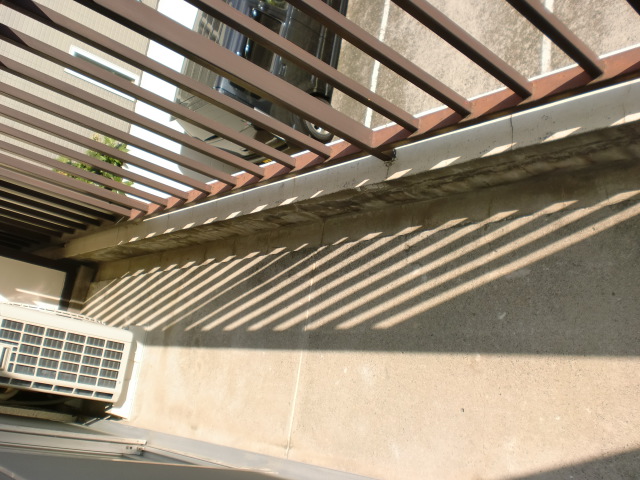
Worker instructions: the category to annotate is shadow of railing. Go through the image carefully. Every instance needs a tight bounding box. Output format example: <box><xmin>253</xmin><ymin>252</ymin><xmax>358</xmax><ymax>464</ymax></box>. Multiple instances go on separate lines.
<box><xmin>83</xmin><ymin>181</ymin><xmax>640</xmax><ymax>357</ymax></box>
<box><xmin>506</xmin><ymin>448</ymin><xmax>640</xmax><ymax>480</ymax></box>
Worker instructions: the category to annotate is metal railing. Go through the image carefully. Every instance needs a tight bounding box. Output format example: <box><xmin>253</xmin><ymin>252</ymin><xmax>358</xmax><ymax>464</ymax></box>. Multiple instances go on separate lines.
<box><xmin>0</xmin><ymin>0</ymin><xmax>639</xmax><ymax>250</ymax></box>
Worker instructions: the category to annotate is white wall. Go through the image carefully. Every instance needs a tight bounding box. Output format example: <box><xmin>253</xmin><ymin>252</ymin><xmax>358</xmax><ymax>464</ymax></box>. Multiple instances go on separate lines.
<box><xmin>0</xmin><ymin>257</ymin><xmax>66</xmax><ymax>308</ymax></box>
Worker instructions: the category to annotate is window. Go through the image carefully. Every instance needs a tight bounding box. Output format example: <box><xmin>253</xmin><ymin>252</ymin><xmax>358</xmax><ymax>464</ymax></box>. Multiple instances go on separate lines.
<box><xmin>66</xmin><ymin>47</ymin><xmax>138</xmax><ymax>100</ymax></box>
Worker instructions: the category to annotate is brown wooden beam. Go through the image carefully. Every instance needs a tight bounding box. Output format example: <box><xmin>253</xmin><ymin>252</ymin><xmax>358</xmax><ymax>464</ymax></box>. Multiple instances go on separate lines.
<box><xmin>187</xmin><ymin>0</ymin><xmax>423</xmax><ymax>128</ymax></box>
<box><xmin>2</xmin><ymin>0</ymin><xmax>332</xmax><ymax>159</ymax></box>
<box><xmin>0</xmin><ymin>106</ymin><xmax>201</xmax><ymax>197</ymax></box>
<box><xmin>286</xmin><ymin>0</ymin><xmax>473</xmax><ymax>115</ymax></box>
<box><xmin>505</xmin><ymin>0</ymin><xmax>604</xmax><ymax>77</ymax></box>
<box><xmin>0</xmin><ymin>55</ymin><xmax>264</xmax><ymax>178</ymax></box>
<box><xmin>72</xmin><ymin>0</ymin><xmax>381</xmax><ymax>155</ymax></box>
<box><xmin>0</xmin><ymin>162</ymin><xmax>132</xmax><ymax>217</ymax></box>
<box><xmin>391</xmin><ymin>0</ymin><xmax>532</xmax><ymax>98</ymax></box>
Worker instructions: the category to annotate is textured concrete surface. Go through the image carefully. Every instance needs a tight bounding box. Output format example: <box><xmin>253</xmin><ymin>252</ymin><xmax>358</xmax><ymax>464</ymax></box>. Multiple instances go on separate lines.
<box><xmin>334</xmin><ymin>0</ymin><xmax>640</xmax><ymax>127</ymax></box>
<box><xmin>82</xmin><ymin>156</ymin><xmax>640</xmax><ymax>479</ymax></box>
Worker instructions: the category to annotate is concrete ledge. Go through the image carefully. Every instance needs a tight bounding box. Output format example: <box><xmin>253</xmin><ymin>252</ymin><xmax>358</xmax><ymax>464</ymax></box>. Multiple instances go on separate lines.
<box><xmin>47</xmin><ymin>78</ymin><xmax>640</xmax><ymax>262</ymax></box>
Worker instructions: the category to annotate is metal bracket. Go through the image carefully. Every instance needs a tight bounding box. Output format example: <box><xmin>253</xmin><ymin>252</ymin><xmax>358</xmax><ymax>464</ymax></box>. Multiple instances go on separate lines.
<box><xmin>381</xmin><ymin>148</ymin><xmax>397</xmax><ymax>167</ymax></box>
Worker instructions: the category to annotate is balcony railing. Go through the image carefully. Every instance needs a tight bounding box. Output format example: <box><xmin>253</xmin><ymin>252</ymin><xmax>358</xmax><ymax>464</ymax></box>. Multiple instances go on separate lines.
<box><xmin>0</xmin><ymin>0</ymin><xmax>639</xmax><ymax>251</ymax></box>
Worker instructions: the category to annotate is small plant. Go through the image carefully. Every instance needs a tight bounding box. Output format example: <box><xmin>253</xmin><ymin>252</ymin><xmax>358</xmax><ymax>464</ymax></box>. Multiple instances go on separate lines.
<box><xmin>57</xmin><ymin>134</ymin><xmax>132</xmax><ymax>194</ymax></box>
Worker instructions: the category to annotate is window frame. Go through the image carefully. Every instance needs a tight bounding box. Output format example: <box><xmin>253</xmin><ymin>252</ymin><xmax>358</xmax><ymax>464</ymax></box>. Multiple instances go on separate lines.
<box><xmin>65</xmin><ymin>46</ymin><xmax>139</xmax><ymax>101</ymax></box>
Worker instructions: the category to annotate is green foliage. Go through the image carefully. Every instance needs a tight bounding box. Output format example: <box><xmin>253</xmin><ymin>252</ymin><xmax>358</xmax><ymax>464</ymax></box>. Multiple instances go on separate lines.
<box><xmin>57</xmin><ymin>134</ymin><xmax>132</xmax><ymax>193</ymax></box>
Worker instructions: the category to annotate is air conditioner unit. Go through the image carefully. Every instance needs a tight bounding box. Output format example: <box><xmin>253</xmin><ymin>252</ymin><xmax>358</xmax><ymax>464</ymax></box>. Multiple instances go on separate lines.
<box><xmin>0</xmin><ymin>303</ymin><xmax>133</xmax><ymax>403</ymax></box>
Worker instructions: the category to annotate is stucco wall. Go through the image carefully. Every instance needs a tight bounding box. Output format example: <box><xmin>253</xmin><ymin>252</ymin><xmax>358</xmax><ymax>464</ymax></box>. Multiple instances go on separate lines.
<box><xmin>334</xmin><ymin>0</ymin><xmax>640</xmax><ymax>127</ymax></box>
<box><xmin>83</xmin><ymin>159</ymin><xmax>640</xmax><ymax>480</ymax></box>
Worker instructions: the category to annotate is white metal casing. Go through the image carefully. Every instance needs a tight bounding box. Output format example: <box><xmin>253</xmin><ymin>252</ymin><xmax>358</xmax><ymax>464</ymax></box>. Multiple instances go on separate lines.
<box><xmin>0</xmin><ymin>303</ymin><xmax>133</xmax><ymax>403</ymax></box>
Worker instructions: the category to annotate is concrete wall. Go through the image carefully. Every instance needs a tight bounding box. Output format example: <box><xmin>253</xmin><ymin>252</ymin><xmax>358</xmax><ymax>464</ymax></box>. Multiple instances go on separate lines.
<box><xmin>0</xmin><ymin>257</ymin><xmax>66</xmax><ymax>307</ymax></box>
<box><xmin>82</xmin><ymin>158</ymin><xmax>640</xmax><ymax>479</ymax></box>
<box><xmin>335</xmin><ymin>0</ymin><xmax>640</xmax><ymax>126</ymax></box>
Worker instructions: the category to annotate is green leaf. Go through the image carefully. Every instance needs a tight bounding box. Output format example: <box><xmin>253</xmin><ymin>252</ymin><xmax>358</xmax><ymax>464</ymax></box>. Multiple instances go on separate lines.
<box><xmin>56</xmin><ymin>134</ymin><xmax>132</xmax><ymax>194</ymax></box>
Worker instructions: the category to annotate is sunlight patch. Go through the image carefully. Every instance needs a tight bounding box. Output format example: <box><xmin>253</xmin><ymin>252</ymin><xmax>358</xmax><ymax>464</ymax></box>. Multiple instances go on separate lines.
<box><xmin>482</xmin><ymin>143</ymin><xmax>515</xmax><ymax>157</ymax></box>
<box><xmin>543</xmin><ymin>127</ymin><xmax>581</xmax><ymax>142</ymax></box>
<box><xmin>386</xmin><ymin>169</ymin><xmax>412</xmax><ymax>181</ymax></box>
<box><xmin>251</xmin><ymin>204</ymin><xmax>268</xmax><ymax>213</ymax></box>
<box><xmin>432</xmin><ymin>157</ymin><xmax>460</xmax><ymax>169</ymax></box>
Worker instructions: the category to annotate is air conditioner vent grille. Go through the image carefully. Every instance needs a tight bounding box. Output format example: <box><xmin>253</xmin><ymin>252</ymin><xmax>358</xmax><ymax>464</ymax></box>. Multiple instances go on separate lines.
<box><xmin>0</xmin><ymin>314</ymin><xmax>131</xmax><ymax>402</ymax></box>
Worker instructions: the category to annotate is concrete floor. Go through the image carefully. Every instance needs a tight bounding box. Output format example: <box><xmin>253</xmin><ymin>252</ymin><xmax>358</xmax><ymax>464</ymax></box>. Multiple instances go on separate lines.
<box><xmin>78</xmin><ymin>75</ymin><xmax>640</xmax><ymax>478</ymax></box>
<box><xmin>87</xmin><ymin>158</ymin><xmax>640</xmax><ymax>479</ymax></box>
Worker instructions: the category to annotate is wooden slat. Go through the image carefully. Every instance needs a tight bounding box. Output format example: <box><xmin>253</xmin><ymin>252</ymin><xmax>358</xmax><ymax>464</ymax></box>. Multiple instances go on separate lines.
<box><xmin>286</xmin><ymin>0</ymin><xmax>473</xmax><ymax>114</ymax></box>
<box><xmin>0</xmin><ymin>25</ymin><xmax>297</xmax><ymax>168</ymax></box>
<box><xmin>0</xmin><ymin>55</ymin><xmax>264</xmax><ymax>178</ymax></box>
<box><xmin>505</xmin><ymin>0</ymin><xmax>604</xmax><ymax>77</ymax></box>
<box><xmin>391</xmin><ymin>0</ymin><xmax>532</xmax><ymax>98</ymax></box>
<box><xmin>0</xmin><ymin>180</ymin><xmax>112</xmax><ymax>222</ymax></box>
<box><xmin>2</xmin><ymin>0</ymin><xmax>333</xmax><ymax>158</ymax></box>
<box><xmin>0</xmin><ymin>162</ymin><xmax>132</xmax><ymax>217</ymax></box>
<box><xmin>188</xmin><ymin>0</ymin><xmax>423</xmax><ymax>128</ymax></box>
<box><xmin>0</xmin><ymin>198</ymin><xmax>87</xmax><ymax>230</ymax></box>
<box><xmin>0</xmin><ymin>121</ymin><xmax>186</xmax><ymax>201</ymax></box>
<box><xmin>73</xmin><ymin>0</ymin><xmax>381</xmax><ymax>155</ymax></box>
<box><xmin>0</xmin><ymin>106</ymin><xmax>200</xmax><ymax>197</ymax></box>
<box><xmin>0</xmin><ymin>81</ymin><xmax>229</xmax><ymax>189</ymax></box>
<box><xmin>0</xmin><ymin>139</ymin><xmax>167</xmax><ymax>207</ymax></box>
<box><xmin>0</xmin><ymin>152</ymin><xmax>148</xmax><ymax>211</ymax></box>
